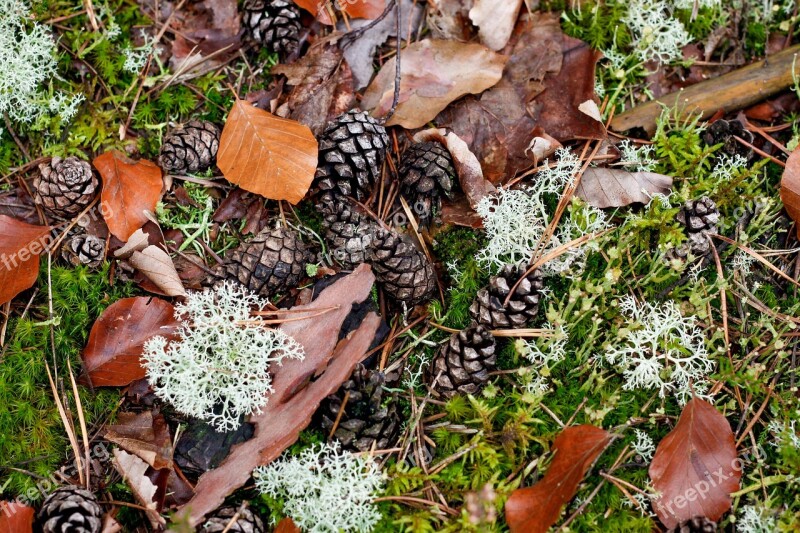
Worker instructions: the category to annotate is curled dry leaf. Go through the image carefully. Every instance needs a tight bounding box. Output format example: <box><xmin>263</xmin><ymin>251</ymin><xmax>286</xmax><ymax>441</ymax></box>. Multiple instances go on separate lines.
<box><xmin>413</xmin><ymin>128</ymin><xmax>497</xmax><ymax>208</ymax></box>
<box><xmin>128</xmin><ymin>245</ymin><xmax>188</xmax><ymax>297</ymax></box>
<box><xmin>0</xmin><ymin>215</ymin><xmax>51</xmax><ymax>305</ymax></box>
<box><xmin>576</xmin><ymin>167</ymin><xmax>673</xmax><ymax>208</ymax></box>
<box><xmin>274</xmin><ymin>517</ymin><xmax>302</xmax><ymax>533</ymax></box>
<box><xmin>362</xmin><ymin>39</ymin><xmax>507</xmax><ymax>129</ymax></box>
<box><xmin>469</xmin><ymin>0</ymin><xmax>523</xmax><ymax>51</ymax></box>
<box><xmin>217</xmin><ymin>100</ymin><xmax>318</xmax><ymax>204</ymax></box>
<box><xmin>649</xmin><ymin>398</ymin><xmax>740</xmax><ymax>529</ymax></box>
<box><xmin>94</xmin><ymin>151</ymin><xmax>163</xmax><ymax>242</ymax></box>
<box><xmin>176</xmin><ymin>264</ymin><xmax>380</xmax><ymax>526</ymax></box>
<box><xmin>505</xmin><ymin>425</ymin><xmax>612</xmax><ymax>533</ymax></box>
<box><xmin>780</xmin><ymin>148</ymin><xmax>800</xmax><ymax>237</ymax></box>
<box><xmin>293</xmin><ymin>0</ymin><xmax>385</xmax><ymax>25</ymax></box>
<box><xmin>0</xmin><ymin>501</ymin><xmax>34</xmax><ymax>533</ymax></box>
<box><xmin>112</xmin><ymin>449</ymin><xmax>165</xmax><ymax>529</ymax></box>
<box><xmin>81</xmin><ymin>296</ymin><xmax>180</xmax><ymax>387</ymax></box>
<box><xmin>105</xmin><ymin>411</ymin><xmax>174</xmax><ymax>470</ymax></box>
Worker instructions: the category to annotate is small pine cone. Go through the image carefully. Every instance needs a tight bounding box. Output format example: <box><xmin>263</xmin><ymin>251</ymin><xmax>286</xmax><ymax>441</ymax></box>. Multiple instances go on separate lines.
<box><xmin>430</xmin><ymin>323</ymin><xmax>497</xmax><ymax>398</ymax></box>
<box><xmin>318</xmin><ymin>363</ymin><xmax>400</xmax><ymax>452</ymax></box>
<box><xmin>159</xmin><ymin>120</ymin><xmax>220</xmax><ymax>174</ymax></box>
<box><xmin>369</xmin><ymin>229</ymin><xmax>437</xmax><ymax>307</ymax></box>
<box><xmin>469</xmin><ymin>265</ymin><xmax>544</xmax><ymax>329</ymax></box>
<box><xmin>399</xmin><ymin>141</ymin><xmax>455</xmax><ymax>227</ymax></box>
<box><xmin>315</xmin><ymin>109</ymin><xmax>390</xmax><ymax>201</ymax></box>
<box><xmin>61</xmin><ymin>233</ymin><xmax>105</xmax><ymax>268</ymax></box>
<box><xmin>667</xmin><ymin>516</ymin><xmax>718</xmax><ymax>533</ymax></box>
<box><xmin>33</xmin><ymin>156</ymin><xmax>98</xmax><ymax>220</ymax></box>
<box><xmin>221</xmin><ymin>226</ymin><xmax>313</xmax><ymax>297</ymax></box>
<box><xmin>201</xmin><ymin>505</ymin><xmax>266</xmax><ymax>533</ymax></box>
<box><xmin>319</xmin><ymin>198</ymin><xmax>378</xmax><ymax>269</ymax></box>
<box><xmin>36</xmin><ymin>485</ymin><xmax>103</xmax><ymax>533</ymax></box>
<box><xmin>674</xmin><ymin>196</ymin><xmax>720</xmax><ymax>257</ymax></box>
<box><xmin>702</xmin><ymin>119</ymin><xmax>754</xmax><ymax>161</ymax></box>
<box><xmin>242</xmin><ymin>0</ymin><xmax>302</xmax><ymax>56</ymax></box>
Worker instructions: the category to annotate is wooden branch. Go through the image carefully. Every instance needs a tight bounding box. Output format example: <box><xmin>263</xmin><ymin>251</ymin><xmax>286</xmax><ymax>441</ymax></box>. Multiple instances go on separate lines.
<box><xmin>173</xmin><ymin>264</ymin><xmax>380</xmax><ymax>527</ymax></box>
<box><xmin>611</xmin><ymin>44</ymin><xmax>800</xmax><ymax>134</ymax></box>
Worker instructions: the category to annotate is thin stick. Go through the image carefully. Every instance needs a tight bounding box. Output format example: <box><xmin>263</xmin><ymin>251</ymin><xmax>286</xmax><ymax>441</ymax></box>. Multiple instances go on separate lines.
<box><xmin>328</xmin><ymin>391</ymin><xmax>351</xmax><ymax>440</ymax></box>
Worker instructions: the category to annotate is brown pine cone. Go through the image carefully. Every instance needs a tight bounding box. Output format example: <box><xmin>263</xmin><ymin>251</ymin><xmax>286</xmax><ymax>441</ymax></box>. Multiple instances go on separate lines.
<box><xmin>242</xmin><ymin>0</ymin><xmax>302</xmax><ymax>56</ymax></box>
<box><xmin>318</xmin><ymin>197</ymin><xmax>378</xmax><ymax>269</ymax></box>
<box><xmin>61</xmin><ymin>232</ymin><xmax>105</xmax><ymax>268</ymax></box>
<box><xmin>221</xmin><ymin>226</ymin><xmax>313</xmax><ymax>298</ymax></box>
<box><xmin>666</xmin><ymin>516</ymin><xmax>718</xmax><ymax>533</ymax></box>
<box><xmin>398</xmin><ymin>141</ymin><xmax>455</xmax><ymax>227</ymax></box>
<box><xmin>430</xmin><ymin>323</ymin><xmax>497</xmax><ymax>397</ymax></box>
<box><xmin>159</xmin><ymin>120</ymin><xmax>220</xmax><ymax>175</ymax></box>
<box><xmin>469</xmin><ymin>265</ymin><xmax>544</xmax><ymax>329</ymax></box>
<box><xmin>201</xmin><ymin>505</ymin><xmax>266</xmax><ymax>533</ymax></box>
<box><xmin>702</xmin><ymin>119</ymin><xmax>754</xmax><ymax>161</ymax></box>
<box><xmin>36</xmin><ymin>485</ymin><xmax>103</xmax><ymax>533</ymax></box>
<box><xmin>369</xmin><ymin>229</ymin><xmax>437</xmax><ymax>307</ymax></box>
<box><xmin>33</xmin><ymin>156</ymin><xmax>98</xmax><ymax>220</ymax></box>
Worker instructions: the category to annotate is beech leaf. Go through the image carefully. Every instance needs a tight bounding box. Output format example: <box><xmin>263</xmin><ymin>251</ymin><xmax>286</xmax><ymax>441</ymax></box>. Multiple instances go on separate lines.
<box><xmin>112</xmin><ymin>449</ymin><xmax>164</xmax><ymax>529</ymax></box>
<box><xmin>780</xmin><ymin>147</ymin><xmax>800</xmax><ymax>237</ymax></box>
<box><xmin>0</xmin><ymin>215</ymin><xmax>51</xmax><ymax>305</ymax></box>
<box><xmin>176</xmin><ymin>264</ymin><xmax>380</xmax><ymax>526</ymax></box>
<box><xmin>649</xmin><ymin>398</ymin><xmax>740</xmax><ymax>529</ymax></box>
<box><xmin>128</xmin><ymin>245</ymin><xmax>188</xmax><ymax>297</ymax></box>
<box><xmin>0</xmin><ymin>502</ymin><xmax>34</xmax><ymax>533</ymax></box>
<box><xmin>362</xmin><ymin>39</ymin><xmax>507</xmax><ymax>128</ymax></box>
<box><xmin>469</xmin><ymin>0</ymin><xmax>523</xmax><ymax>51</ymax></box>
<box><xmin>274</xmin><ymin>517</ymin><xmax>301</xmax><ymax>533</ymax></box>
<box><xmin>505</xmin><ymin>425</ymin><xmax>612</xmax><ymax>533</ymax></box>
<box><xmin>94</xmin><ymin>151</ymin><xmax>163</xmax><ymax>242</ymax></box>
<box><xmin>105</xmin><ymin>411</ymin><xmax>174</xmax><ymax>470</ymax></box>
<box><xmin>81</xmin><ymin>296</ymin><xmax>180</xmax><ymax>387</ymax></box>
<box><xmin>217</xmin><ymin>99</ymin><xmax>318</xmax><ymax>204</ymax></box>
<box><xmin>576</xmin><ymin>168</ymin><xmax>673</xmax><ymax>208</ymax></box>
<box><xmin>293</xmin><ymin>0</ymin><xmax>385</xmax><ymax>25</ymax></box>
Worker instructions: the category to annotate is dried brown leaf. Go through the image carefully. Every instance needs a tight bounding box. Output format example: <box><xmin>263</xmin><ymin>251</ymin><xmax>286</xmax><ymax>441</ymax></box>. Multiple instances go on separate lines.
<box><xmin>176</xmin><ymin>264</ymin><xmax>380</xmax><ymax>526</ymax></box>
<box><xmin>274</xmin><ymin>517</ymin><xmax>301</xmax><ymax>533</ymax></box>
<box><xmin>505</xmin><ymin>425</ymin><xmax>612</xmax><ymax>533</ymax></box>
<box><xmin>780</xmin><ymin>148</ymin><xmax>800</xmax><ymax>237</ymax></box>
<box><xmin>128</xmin><ymin>245</ymin><xmax>188</xmax><ymax>297</ymax></box>
<box><xmin>217</xmin><ymin>99</ymin><xmax>318</xmax><ymax>204</ymax></box>
<box><xmin>105</xmin><ymin>411</ymin><xmax>174</xmax><ymax>470</ymax></box>
<box><xmin>112</xmin><ymin>449</ymin><xmax>164</xmax><ymax>529</ymax></box>
<box><xmin>469</xmin><ymin>0</ymin><xmax>523</xmax><ymax>51</ymax></box>
<box><xmin>362</xmin><ymin>39</ymin><xmax>507</xmax><ymax>129</ymax></box>
<box><xmin>293</xmin><ymin>0</ymin><xmax>386</xmax><ymax>24</ymax></box>
<box><xmin>0</xmin><ymin>216</ymin><xmax>51</xmax><ymax>305</ymax></box>
<box><xmin>81</xmin><ymin>296</ymin><xmax>180</xmax><ymax>387</ymax></box>
<box><xmin>649</xmin><ymin>398</ymin><xmax>740</xmax><ymax>529</ymax></box>
<box><xmin>0</xmin><ymin>502</ymin><xmax>34</xmax><ymax>533</ymax></box>
<box><xmin>576</xmin><ymin>167</ymin><xmax>673</xmax><ymax>208</ymax></box>
<box><xmin>94</xmin><ymin>151</ymin><xmax>163</xmax><ymax>242</ymax></box>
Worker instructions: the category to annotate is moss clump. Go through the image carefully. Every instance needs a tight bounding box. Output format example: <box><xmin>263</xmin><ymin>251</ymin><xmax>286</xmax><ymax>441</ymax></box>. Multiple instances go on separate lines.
<box><xmin>0</xmin><ymin>264</ymin><xmax>134</xmax><ymax>499</ymax></box>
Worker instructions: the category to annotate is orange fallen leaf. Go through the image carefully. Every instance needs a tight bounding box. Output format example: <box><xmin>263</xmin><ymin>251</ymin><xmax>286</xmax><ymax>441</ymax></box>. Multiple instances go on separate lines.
<box><xmin>780</xmin><ymin>148</ymin><xmax>800</xmax><ymax>237</ymax></box>
<box><xmin>362</xmin><ymin>39</ymin><xmax>507</xmax><ymax>129</ymax></box>
<box><xmin>94</xmin><ymin>151</ymin><xmax>163</xmax><ymax>242</ymax></box>
<box><xmin>217</xmin><ymin>100</ymin><xmax>318</xmax><ymax>204</ymax></box>
<box><xmin>0</xmin><ymin>215</ymin><xmax>51</xmax><ymax>305</ymax></box>
<box><xmin>649</xmin><ymin>398</ymin><xmax>740</xmax><ymax>529</ymax></box>
<box><xmin>274</xmin><ymin>517</ymin><xmax>301</xmax><ymax>533</ymax></box>
<box><xmin>293</xmin><ymin>0</ymin><xmax>386</xmax><ymax>25</ymax></box>
<box><xmin>81</xmin><ymin>296</ymin><xmax>180</xmax><ymax>387</ymax></box>
<box><xmin>505</xmin><ymin>425</ymin><xmax>612</xmax><ymax>533</ymax></box>
<box><xmin>0</xmin><ymin>501</ymin><xmax>35</xmax><ymax>533</ymax></box>
<box><xmin>105</xmin><ymin>411</ymin><xmax>174</xmax><ymax>470</ymax></box>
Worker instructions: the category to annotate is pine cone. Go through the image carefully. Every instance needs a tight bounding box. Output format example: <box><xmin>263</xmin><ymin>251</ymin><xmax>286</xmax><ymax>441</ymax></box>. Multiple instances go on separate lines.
<box><xmin>221</xmin><ymin>226</ymin><xmax>312</xmax><ymax>297</ymax></box>
<box><xmin>319</xmin><ymin>198</ymin><xmax>378</xmax><ymax>269</ymax></box>
<box><xmin>61</xmin><ymin>233</ymin><xmax>105</xmax><ymax>268</ymax></box>
<box><xmin>666</xmin><ymin>516</ymin><xmax>718</xmax><ymax>533</ymax></box>
<box><xmin>242</xmin><ymin>0</ymin><xmax>302</xmax><ymax>56</ymax></box>
<box><xmin>430</xmin><ymin>323</ymin><xmax>497</xmax><ymax>397</ymax></box>
<box><xmin>159</xmin><ymin>120</ymin><xmax>220</xmax><ymax>174</ymax></box>
<box><xmin>469</xmin><ymin>265</ymin><xmax>543</xmax><ymax>329</ymax></box>
<box><xmin>315</xmin><ymin>109</ymin><xmax>390</xmax><ymax>201</ymax></box>
<box><xmin>36</xmin><ymin>485</ymin><xmax>103</xmax><ymax>533</ymax></box>
<box><xmin>702</xmin><ymin>119</ymin><xmax>754</xmax><ymax>161</ymax></box>
<box><xmin>674</xmin><ymin>196</ymin><xmax>720</xmax><ymax>257</ymax></box>
<box><xmin>33</xmin><ymin>156</ymin><xmax>98</xmax><ymax>220</ymax></box>
<box><xmin>318</xmin><ymin>363</ymin><xmax>400</xmax><ymax>452</ymax></box>
<box><xmin>398</xmin><ymin>141</ymin><xmax>455</xmax><ymax>227</ymax></box>
<box><xmin>369</xmin><ymin>229</ymin><xmax>437</xmax><ymax>307</ymax></box>
<box><xmin>201</xmin><ymin>505</ymin><xmax>266</xmax><ymax>533</ymax></box>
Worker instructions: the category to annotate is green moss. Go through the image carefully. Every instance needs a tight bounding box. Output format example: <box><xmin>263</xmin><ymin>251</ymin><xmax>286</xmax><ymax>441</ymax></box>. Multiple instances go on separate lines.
<box><xmin>0</xmin><ymin>264</ymin><xmax>134</xmax><ymax>499</ymax></box>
